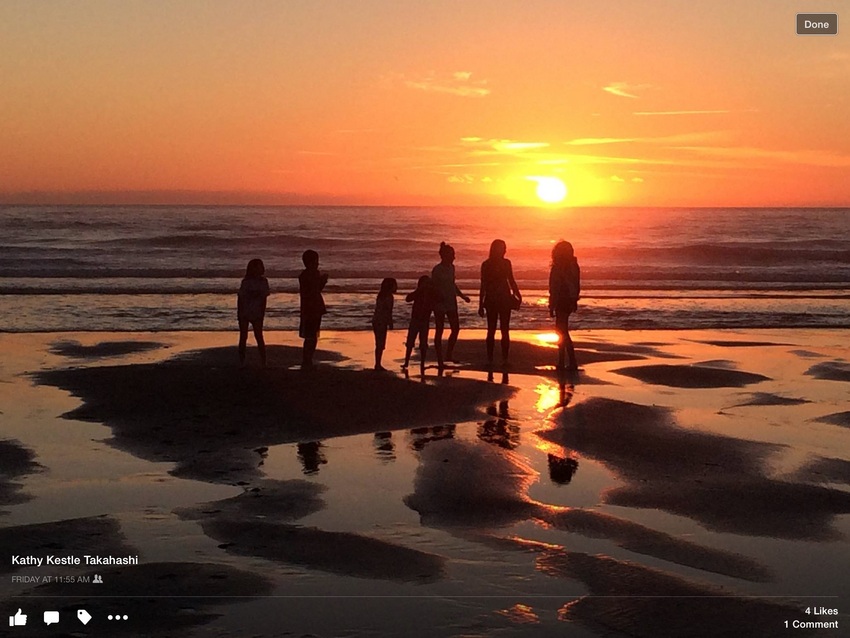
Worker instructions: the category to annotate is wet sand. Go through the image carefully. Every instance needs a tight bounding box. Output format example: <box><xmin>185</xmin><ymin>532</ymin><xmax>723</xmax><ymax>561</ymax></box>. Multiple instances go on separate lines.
<box><xmin>1</xmin><ymin>329</ymin><xmax>848</xmax><ymax>637</ymax></box>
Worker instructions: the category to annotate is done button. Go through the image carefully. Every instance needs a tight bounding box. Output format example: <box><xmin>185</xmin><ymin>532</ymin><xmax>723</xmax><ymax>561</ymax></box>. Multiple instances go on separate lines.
<box><xmin>796</xmin><ymin>13</ymin><xmax>838</xmax><ymax>35</ymax></box>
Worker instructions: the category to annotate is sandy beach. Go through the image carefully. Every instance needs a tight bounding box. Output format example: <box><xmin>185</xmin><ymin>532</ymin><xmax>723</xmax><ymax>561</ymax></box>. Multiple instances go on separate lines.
<box><xmin>1</xmin><ymin>328</ymin><xmax>849</xmax><ymax>637</ymax></box>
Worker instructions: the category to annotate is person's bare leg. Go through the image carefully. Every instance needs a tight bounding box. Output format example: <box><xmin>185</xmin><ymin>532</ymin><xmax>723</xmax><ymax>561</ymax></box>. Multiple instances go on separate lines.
<box><xmin>302</xmin><ymin>338</ymin><xmax>317</xmax><ymax>368</ymax></box>
<box><xmin>238</xmin><ymin>320</ymin><xmax>249</xmax><ymax>366</ymax></box>
<box><xmin>446</xmin><ymin>310</ymin><xmax>460</xmax><ymax>362</ymax></box>
<box><xmin>500</xmin><ymin>310</ymin><xmax>511</xmax><ymax>365</ymax></box>
<box><xmin>253</xmin><ymin>322</ymin><xmax>266</xmax><ymax>367</ymax></box>
<box><xmin>485</xmin><ymin>309</ymin><xmax>497</xmax><ymax>365</ymax></box>
<box><xmin>434</xmin><ymin>311</ymin><xmax>445</xmax><ymax>367</ymax></box>
<box><xmin>564</xmin><ymin>316</ymin><xmax>577</xmax><ymax>370</ymax></box>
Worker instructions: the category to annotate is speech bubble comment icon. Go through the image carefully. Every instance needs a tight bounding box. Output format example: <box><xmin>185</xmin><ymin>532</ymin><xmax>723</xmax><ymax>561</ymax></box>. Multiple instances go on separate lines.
<box><xmin>77</xmin><ymin>609</ymin><xmax>92</xmax><ymax>625</ymax></box>
<box><xmin>43</xmin><ymin>611</ymin><xmax>59</xmax><ymax>626</ymax></box>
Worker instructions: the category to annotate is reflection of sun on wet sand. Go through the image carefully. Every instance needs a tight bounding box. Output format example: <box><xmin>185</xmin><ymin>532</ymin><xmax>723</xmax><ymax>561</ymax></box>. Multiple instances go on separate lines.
<box><xmin>3</xmin><ymin>330</ymin><xmax>849</xmax><ymax>637</ymax></box>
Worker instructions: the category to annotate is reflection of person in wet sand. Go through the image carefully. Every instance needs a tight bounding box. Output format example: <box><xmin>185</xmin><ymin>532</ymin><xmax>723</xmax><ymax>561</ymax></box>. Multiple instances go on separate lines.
<box><xmin>477</xmin><ymin>400</ymin><xmax>520</xmax><ymax>450</ymax></box>
<box><xmin>402</xmin><ymin>275</ymin><xmax>441</xmax><ymax>376</ymax></box>
<box><xmin>431</xmin><ymin>242</ymin><xmax>471</xmax><ymax>368</ymax></box>
<box><xmin>371</xmin><ymin>278</ymin><xmax>397</xmax><ymax>371</ymax></box>
<box><xmin>237</xmin><ymin>258</ymin><xmax>270</xmax><ymax>367</ymax></box>
<box><xmin>298</xmin><ymin>249</ymin><xmax>328</xmax><ymax>369</ymax></box>
<box><xmin>548</xmin><ymin>240</ymin><xmax>581</xmax><ymax>372</ymax></box>
<box><xmin>479</xmin><ymin>239</ymin><xmax>521</xmax><ymax>368</ymax></box>
<box><xmin>297</xmin><ymin>440</ymin><xmax>327</xmax><ymax>474</ymax></box>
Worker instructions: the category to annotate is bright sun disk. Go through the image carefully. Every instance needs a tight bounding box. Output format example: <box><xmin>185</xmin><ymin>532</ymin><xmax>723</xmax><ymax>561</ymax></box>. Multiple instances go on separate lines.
<box><xmin>533</xmin><ymin>177</ymin><xmax>568</xmax><ymax>204</ymax></box>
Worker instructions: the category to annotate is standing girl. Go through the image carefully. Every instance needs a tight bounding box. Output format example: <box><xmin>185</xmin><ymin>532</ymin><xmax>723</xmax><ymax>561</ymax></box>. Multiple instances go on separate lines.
<box><xmin>237</xmin><ymin>258</ymin><xmax>270</xmax><ymax>367</ymax></box>
<box><xmin>478</xmin><ymin>239</ymin><xmax>521</xmax><ymax>367</ymax></box>
<box><xmin>431</xmin><ymin>241</ymin><xmax>471</xmax><ymax>367</ymax></box>
<box><xmin>548</xmin><ymin>240</ymin><xmax>581</xmax><ymax>372</ymax></box>
<box><xmin>372</xmin><ymin>277</ymin><xmax>398</xmax><ymax>371</ymax></box>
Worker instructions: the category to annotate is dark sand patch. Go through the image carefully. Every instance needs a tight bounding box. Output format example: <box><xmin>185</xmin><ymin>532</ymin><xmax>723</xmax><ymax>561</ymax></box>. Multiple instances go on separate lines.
<box><xmin>176</xmin><ymin>479</ymin><xmax>326</xmax><ymax>522</ymax></box>
<box><xmin>404</xmin><ymin>439</ymin><xmax>540</xmax><ymax>527</ymax></box>
<box><xmin>538</xmin><ymin>551</ymin><xmax>819</xmax><ymax>638</ymax></box>
<box><xmin>406</xmin><ymin>439</ymin><xmax>772</xmax><ymax>581</ymax></box>
<box><xmin>16</xmin><ymin>562</ymin><xmax>273</xmax><ymax>636</ymax></box>
<box><xmin>198</xmin><ymin>519</ymin><xmax>446</xmax><ymax>583</ymax></box>
<box><xmin>613</xmin><ymin>363</ymin><xmax>769</xmax><ymax>388</ymax></box>
<box><xmin>49</xmin><ymin>339</ymin><xmax>166</xmax><ymax>359</ymax></box>
<box><xmin>813</xmin><ymin>410</ymin><xmax>850</xmax><ymax>428</ymax></box>
<box><xmin>170</xmin><ymin>344</ymin><xmax>345</xmax><ymax>367</ymax></box>
<box><xmin>176</xmin><ymin>479</ymin><xmax>442</xmax><ymax>582</ymax></box>
<box><xmin>696</xmin><ymin>339</ymin><xmax>790</xmax><ymax>348</ymax></box>
<box><xmin>540</xmin><ymin>397</ymin><xmax>850</xmax><ymax>539</ymax></box>
<box><xmin>544</xmin><ymin>508</ymin><xmax>772</xmax><ymax>582</ymax></box>
<box><xmin>448</xmin><ymin>339</ymin><xmax>650</xmax><ymax>376</ymax></box>
<box><xmin>0</xmin><ymin>439</ymin><xmax>41</xmax><ymax>511</ymax></box>
<box><xmin>805</xmin><ymin>360</ymin><xmax>850</xmax><ymax>382</ymax></box>
<box><xmin>728</xmin><ymin>392</ymin><xmax>810</xmax><ymax>408</ymax></box>
<box><xmin>790</xmin><ymin>349</ymin><xmax>824</xmax><ymax>358</ymax></box>
<box><xmin>793</xmin><ymin>457</ymin><xmax>850</xmax><ymax>486</ymax></box>
<box><xmin>0</xmin><ymin>516</ymin><xmax>135</xmax><ymax>574</ymax></box>
<box><xmin>36</xmin><ymin>348</ymin><xmax>511</xmax><ymax>484</ymax></box>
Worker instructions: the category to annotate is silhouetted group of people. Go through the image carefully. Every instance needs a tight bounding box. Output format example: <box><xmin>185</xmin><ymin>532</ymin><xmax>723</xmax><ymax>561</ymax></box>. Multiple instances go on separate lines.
<box><xmin>237</xmin><ymin>239</ymin><xmax>581</xmax><ymax>374</ymax></box>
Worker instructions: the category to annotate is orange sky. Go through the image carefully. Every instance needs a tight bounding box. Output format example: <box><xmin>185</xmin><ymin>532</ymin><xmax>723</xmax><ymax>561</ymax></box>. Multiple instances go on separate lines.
<box><xmin>1</xmin><ymin>1</ymin><xmax>848</xmax><ymax>207</ymax></box>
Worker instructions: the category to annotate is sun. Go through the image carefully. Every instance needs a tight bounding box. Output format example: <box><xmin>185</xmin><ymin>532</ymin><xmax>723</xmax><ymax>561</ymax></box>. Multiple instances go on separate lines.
<box><xmin>532</xmin><ymin>177</ymin><xmax>568</xmax><ymax>204</ymax></box>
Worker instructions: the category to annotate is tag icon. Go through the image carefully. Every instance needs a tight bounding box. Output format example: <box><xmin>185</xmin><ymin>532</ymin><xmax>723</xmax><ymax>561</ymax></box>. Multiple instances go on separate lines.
<box><xmin>77</xmin><ymin>609</ymin><xmax>92</xmax><ymax>625</ymax></box>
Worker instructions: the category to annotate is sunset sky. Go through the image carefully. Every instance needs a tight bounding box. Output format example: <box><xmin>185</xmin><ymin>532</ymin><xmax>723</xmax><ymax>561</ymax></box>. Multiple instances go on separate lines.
<box><xmin>1</xmin><ymin>1</ymin><xmax>848</xmax><ymax>207</ymax></box>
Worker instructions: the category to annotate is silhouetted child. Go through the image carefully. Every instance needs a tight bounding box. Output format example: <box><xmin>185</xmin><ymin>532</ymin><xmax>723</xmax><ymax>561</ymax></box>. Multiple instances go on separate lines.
<box><xmin>298</xmin><ymin>249</ymin><xmax>328</xmax><ymax>369</ymax></box>
<box><xmin>548</xmin><ymin>240</ymin><xmax>581</xmax><ymax>372</ymax></box>
<box><xmin>371</xmin><ymin>277</ymin><xmax>397</xmax><ymax>371</ymax></box>
<box><xmin>403</xmin><ymin>275</ymin><xmax>441</xmax><ymax>376</ymax></box>
<box><xmin>237</xmin><ymin>258</ymin><xmax>270</xmax><ymax>367</ymax></box>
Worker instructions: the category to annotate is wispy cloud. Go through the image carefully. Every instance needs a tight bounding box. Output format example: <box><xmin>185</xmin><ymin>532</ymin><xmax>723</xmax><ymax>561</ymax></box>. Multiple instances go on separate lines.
<box><xmin>460</xmin><ymin>137</ymin><xmax>549</xmax><ymax>155</ymax></box>
<box><xmin>603</xmin><ymin>82</ymin><xmax>651</xmax><ymax>99</ymax></box>
<box><xmin>566</xmin><ymin>131</ymin><xmax>730</xmax><ymax>146</ymax></box>
<box><xmin>402</xmin><ymin>71</ymin><xmax>491</xmax><ymax>97</ymax></box>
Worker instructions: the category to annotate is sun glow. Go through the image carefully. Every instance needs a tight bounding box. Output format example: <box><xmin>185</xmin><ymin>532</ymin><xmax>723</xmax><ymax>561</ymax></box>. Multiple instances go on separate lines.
<box><xmin>532</xmin><ymin>177</ymin><xmax>568</xmax><ymax>204</ymax></box>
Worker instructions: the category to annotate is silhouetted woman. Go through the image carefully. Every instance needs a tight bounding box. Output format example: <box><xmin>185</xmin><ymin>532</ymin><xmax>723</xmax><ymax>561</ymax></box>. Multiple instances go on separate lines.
<box><xmin>478</xmin><ymin>239</ymin><xmax>521</xmax><ymax>367</ymax></box>
<box><xmin>431</xmin><ymin>242</ymin><xmax>470</xmax><ymax>367</ymax></box>
<box><xmin>237</xmin><ymin>258</ymin><xmax>270</xmax><ymax>367</ymax></box>
<box><xmin>548</xmin><ymin>240</ymin><xmax>580</xmax><ymax>371</ymax></box>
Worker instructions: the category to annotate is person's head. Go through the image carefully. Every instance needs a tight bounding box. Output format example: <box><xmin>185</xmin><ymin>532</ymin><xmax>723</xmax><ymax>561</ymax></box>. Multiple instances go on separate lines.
<box><xmin>245</xmin><ymin>258</ymin><xmax>265</xmax><ymax>278</ymax></box>
<box><xmin>439</xmin><ymin>241</ymin><xmax>455</xmax><ymax>263</ymax></box>
<box><xmin>302</xmin><ymin>249</ymin><xmax>319</xmax><ymax>269</ymax></box>
<box><xmin>378</xmin><ymin>277</ymin><xmax>398</xmax><ymax>297</ymax></box>
<box><xmin>417</xmin><ymin>274</ymin><xmax>431</xmax><ymax>290</ymax></box>
<box><xmin>489</xmin><ymin>239</ymin><xmax>507</xmax><ymax>260</ymax></box>
<box><xmin>551</xmin><ymin>240</ymin><xmax>575</xmax><ymax>267</ymax></box>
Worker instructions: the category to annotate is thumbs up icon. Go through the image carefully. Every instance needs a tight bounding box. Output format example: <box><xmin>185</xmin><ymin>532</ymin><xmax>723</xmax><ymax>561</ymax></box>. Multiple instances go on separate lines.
<box><xmin>8</xmin><ymin>609</ymin><xmax>27</xmax><ymax>626</ymax></box>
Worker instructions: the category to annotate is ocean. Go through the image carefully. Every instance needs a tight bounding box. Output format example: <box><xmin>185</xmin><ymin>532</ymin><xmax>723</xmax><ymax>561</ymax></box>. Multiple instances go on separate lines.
<box><xmin>1</xmin><ymin>205</ymin><xmax>848</xmax><ymax>332</ymax></box>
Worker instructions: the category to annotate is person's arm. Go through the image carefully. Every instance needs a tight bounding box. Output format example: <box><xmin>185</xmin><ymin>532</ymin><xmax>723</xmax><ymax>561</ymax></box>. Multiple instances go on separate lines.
<box><xmin>575</xmin><ymin>263</ymin><xmax>581</xmax><ymax>299</ymax></box>
<box><xmin>507</xmin><ymin>260</ymin><xmax>521</xmax><ymax>300</ymax></box>
<box><xmin>406</xmin><ymin>290</ymin><xmax>416</xmax><ymax>303</ymax></box>
<box><xmin>548</xmin><ymin>268</ymin><xmax>557</xmax><ymax>317</ymax></box>
<box><xmin>478</xmin><ymin>263</ymin><xmax>486</xmax><ymax>317</ymax></box>
<box><xmin>455</xmin><ymin>283</ymin><xmax>470</xmax><ymax>303</ymax></box>
<box><xmin>319</xmin><ymin>272</ymin><xmax>328</xmax><ymax>290</ymax></box>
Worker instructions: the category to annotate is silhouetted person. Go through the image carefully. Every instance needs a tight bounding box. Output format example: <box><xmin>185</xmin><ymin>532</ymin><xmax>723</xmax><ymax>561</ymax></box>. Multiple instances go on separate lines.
<box><xmin>478</xmin><ymin>239</ymin><xmax>521</xmax><ymax>367</ymax></box>
<box><xmin>298</xmin><ymin>249</ymin><xmax>328</xmax><ymax>369</ymax></box>
<box><xmin>548</xmin><ymin>240</ymin><xmax>581</xmax><ymax>372</ymax></box>
<box><xmin>373</xmin><ymin>432</ymin><xmax>396</xmax><ymax>461</ymax></box>
<box><xmin>371</xmin><ymin>277</ymin><xmax>397</xmax><ymax>371</ymax></box>
<box><xmin>403</xmin><ymin>275</ymin><xmax>441</xmax><ymax>376</ymax></box>
<box><xmin>237</xmin><ymin>258</ymin><xmax>269</xmax><ymax>367</ymax></box>
<box><xmin>408</xmin><ymin>424</ymin><xmax>456</xmax><ymax>451</ymax></box>
<box><xmin>297</xmin><ymin>440</ymin><xmax>327</xmax><ymax>474</ymax></box>
<box><xmin>432</xmin><ymin>242</ymin><xmax>471</xmax><ymax>367</ymax></box>
<box><xmin>477</xmin><ymin>400</ymin><xmax>520</xmax><ymax>450</ymax></box>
